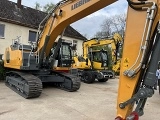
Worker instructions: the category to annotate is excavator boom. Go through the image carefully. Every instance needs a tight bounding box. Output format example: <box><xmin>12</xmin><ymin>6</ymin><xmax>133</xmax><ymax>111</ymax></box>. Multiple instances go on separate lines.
<box><xmin>37</xmin><ymin>0</ymin><xmax>117</xmax><ymax>63</ymax></box>
<box><xmin>116</xmin><ymin>0</ymin><xmax>160</xmax><ymax>119</ymax></box>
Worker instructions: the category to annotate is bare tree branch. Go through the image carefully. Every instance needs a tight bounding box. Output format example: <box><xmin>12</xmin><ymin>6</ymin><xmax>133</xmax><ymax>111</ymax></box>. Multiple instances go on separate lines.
<box><xmin>93</xmin><ymin>13</ymin><xmax>126</xmax><ymax>38</ymax></box>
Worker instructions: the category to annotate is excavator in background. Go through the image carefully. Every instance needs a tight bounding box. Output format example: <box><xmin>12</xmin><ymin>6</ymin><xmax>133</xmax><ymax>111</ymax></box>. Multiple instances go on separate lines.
<box><xmin>72</xmin><ymin>33</ymin><xmax>123</xmax><ymax>83</ymax></box>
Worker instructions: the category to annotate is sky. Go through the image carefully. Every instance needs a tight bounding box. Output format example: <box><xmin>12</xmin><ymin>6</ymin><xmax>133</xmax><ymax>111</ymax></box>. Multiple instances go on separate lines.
<box><xmin>9</xmin><ymin>0</ymin><xmax>128</xmax><ymax>39</ymax></box>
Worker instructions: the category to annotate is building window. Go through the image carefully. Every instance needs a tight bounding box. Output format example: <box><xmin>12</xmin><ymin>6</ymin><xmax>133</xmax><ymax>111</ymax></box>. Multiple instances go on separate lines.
<box><xmin>0</xmin><ymin>24</ymin><xmax>5</xmax><ymax>38</ymax></box>
<box><xmin>28</xmin><ymin>30</ymin><xmax>37</xmax><ymax>42</ymax></box>
<box><xmin>72</xmin><ymin>40</ymin><xmax>77</xmax><ymax>50</ymax></box>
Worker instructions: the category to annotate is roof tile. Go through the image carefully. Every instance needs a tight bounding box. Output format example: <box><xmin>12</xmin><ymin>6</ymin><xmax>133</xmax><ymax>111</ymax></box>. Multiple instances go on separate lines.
<box><xmin>0</xmin><ymin>0</ymin><xmax>87</xmax><ymax>40</ymax></box>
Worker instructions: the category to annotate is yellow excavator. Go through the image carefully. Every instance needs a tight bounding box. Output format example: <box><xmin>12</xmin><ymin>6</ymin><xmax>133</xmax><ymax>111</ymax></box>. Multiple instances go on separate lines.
<box><xmin>3</xmin><ymin>0</ymin><xmax>117</xmax><ymax>99</ymax></box>
<box><xmin>97</xmin><ymin>33</ymin><xmax>123</xmax><ymax>75</ymax></box>
<box><xmin>2</xmin><ymin>0</ymin><xmax>160</xmax><ymax>119</ymax></box>
<box><xmin>72</xmin><ymin>33</ymin><xmax>123</xmax><ymax>83</ymax></box>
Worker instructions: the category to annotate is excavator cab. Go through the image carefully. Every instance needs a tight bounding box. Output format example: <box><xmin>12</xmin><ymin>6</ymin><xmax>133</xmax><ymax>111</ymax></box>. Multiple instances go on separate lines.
<box><xmin>50</xmin><ymin>41</ymin><xmax>73</xmax><ymax>68</ymax></box>
<box><xmin>89</xmin><ymin>49</ymin><xmax>108</xmax><ymax>69</ymax></box>
<box><xmin>101</xmin><ymin>50</ymin><xmax>108</xmax><ymax>67</ymax></box>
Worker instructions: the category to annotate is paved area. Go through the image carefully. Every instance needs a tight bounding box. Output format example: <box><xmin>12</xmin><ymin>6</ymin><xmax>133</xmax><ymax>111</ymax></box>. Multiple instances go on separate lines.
<box><xmin>0</xmin><ymin>78</ymin><xmax>160</xmax><ymax>120</ymax></box>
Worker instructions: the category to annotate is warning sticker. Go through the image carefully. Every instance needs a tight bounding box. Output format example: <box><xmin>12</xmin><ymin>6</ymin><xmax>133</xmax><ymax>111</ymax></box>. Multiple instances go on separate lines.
<box><xmin>123</xmin><ymin>58</ymin><xmax>129</xmax><ymax>69</ymax></box>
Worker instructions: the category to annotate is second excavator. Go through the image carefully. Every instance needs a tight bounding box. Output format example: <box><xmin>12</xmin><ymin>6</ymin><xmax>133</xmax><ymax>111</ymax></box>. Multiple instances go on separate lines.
<box><xmin>72</xmin><ymin>33</ymin><xmax>123</xmax><ymax>83</ymax></box>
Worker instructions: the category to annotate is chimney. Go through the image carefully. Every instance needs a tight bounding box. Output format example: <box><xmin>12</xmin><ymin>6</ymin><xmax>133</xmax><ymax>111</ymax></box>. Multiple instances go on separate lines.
<box><xmin>17</xmin><ymin>0</ymin><xmax>22</xmax><ymax>8</ymax></box>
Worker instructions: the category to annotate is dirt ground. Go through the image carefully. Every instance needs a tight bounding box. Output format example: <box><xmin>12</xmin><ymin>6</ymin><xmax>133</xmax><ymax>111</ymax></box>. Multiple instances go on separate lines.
<box><xmin>0</xmin><ymin>78</ymin><xmax>160</xmax><ymax>120</ymax></box>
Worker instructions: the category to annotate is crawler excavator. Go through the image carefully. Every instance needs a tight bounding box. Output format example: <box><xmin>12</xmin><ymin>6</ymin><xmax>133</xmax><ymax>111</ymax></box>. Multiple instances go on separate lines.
<box><xmin>3</xmin><ymin>0</ymin><xmax>117</xmax><ymax>99</ymax></box>
<box><xmin>72</xmin><ymin>33</ymin><xmax>123</xmax><ymax>83</ymax></box>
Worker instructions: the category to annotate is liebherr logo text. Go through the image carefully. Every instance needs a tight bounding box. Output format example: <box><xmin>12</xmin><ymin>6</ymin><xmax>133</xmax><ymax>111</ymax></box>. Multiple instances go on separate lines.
<box><xmin>71</xmin><ymin>0</ymin><xmax>91</xmax><ymax>10</ymax></box>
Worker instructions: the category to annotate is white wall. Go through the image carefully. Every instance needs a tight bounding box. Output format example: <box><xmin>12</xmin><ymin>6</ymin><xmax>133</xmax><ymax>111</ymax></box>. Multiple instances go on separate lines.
<box><xmin>0</xmin><ymin>21</ymin><xmax>36</xmax><ymax>54</ymax></box>
<box><xmin>0</xmin><ymin>21</ymin><xmax>84</xmax><ymax>56</ymax></box>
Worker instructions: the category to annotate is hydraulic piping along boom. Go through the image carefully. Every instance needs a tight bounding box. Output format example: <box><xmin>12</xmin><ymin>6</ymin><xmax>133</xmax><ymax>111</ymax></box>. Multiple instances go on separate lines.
<box><xmin>123</xmin><ymin>1</ymin><xmax>157</xmax><ymax>78</ymax></box>
<box><xmin>116</xmin><ymin>0</ymin><xmax>160</xmax><ymax>119</ymax></box>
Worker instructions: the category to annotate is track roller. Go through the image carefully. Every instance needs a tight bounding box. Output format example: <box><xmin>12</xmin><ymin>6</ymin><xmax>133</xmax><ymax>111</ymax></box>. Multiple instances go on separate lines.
<box><xmin>5</xmin><ymin>71</ymin><xmax>42</xmax><ymax>99</ymax></box>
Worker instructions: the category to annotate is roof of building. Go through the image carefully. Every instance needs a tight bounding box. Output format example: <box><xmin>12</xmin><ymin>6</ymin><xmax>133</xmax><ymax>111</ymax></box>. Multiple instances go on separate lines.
<box><xmin>0</xmin><ymin>0</ymin><xmax>87</xmax><ymax>40</ymax></box>
<box><xmin>64</xmin><ymin>26</ymin><xmax>87</xmax><ymax>40</ymax></box>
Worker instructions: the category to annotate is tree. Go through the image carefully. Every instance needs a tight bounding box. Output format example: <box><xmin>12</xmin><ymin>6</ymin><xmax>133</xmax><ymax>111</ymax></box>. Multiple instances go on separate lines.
<box><xmin>94</xmin><ymin>31</ymin><xmax>108</xmax><ymax>38</ymax></box>
<box><xmin>43</xmin><ymin>3</ymin><xmax>55</xmax><ymax>13</ymax></box>
<box><xmin>101</xmin><ymin>17</ymin><xmax>113</xmax><ymax>37</ymax></box>
<box><xmin>93</xmin><ymin>13</ymin><xmax>126</xmax><ymax>38</ymax></box>
<box><xmin>113</xmin><ymin>14</ymin><xmax>126</xmax><ymax>38</ymax></box>
<box><xmin>34</xmin><ymin>2</ymin><xmax>42</xmax><ymax>11</ymax></box>
<box><xmin>34</xmin><ymin>2</ymin><xmax>55</xmax><ymax>13</ymax></box>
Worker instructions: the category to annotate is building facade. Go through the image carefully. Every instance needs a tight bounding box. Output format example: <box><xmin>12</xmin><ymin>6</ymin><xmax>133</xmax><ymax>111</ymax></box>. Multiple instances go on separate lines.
<box><xmin>0</xmin><ymin>0</ymin><xmax>86</xmax><ymax>56</ymax></box>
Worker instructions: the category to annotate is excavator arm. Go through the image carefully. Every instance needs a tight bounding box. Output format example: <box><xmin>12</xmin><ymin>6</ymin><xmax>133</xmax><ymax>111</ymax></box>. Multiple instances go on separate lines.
<box><xmin>116</xmin><ymin>0</ymin><xmax>160</xmax><ymax>119</ymax></box>
<box><xmin>36</xmin><ymin>0</ymin><xmax>117</xmax><ymax>65</ymax></box>
<box><xmin>82</xmin><ymin>33</ymin><xmax>123</xmax><ymax>73</ymax></box>
<box><xmin>83</xmin><ymin>33</ymin><xmax>123</xmax><ymax>59</ymax></box>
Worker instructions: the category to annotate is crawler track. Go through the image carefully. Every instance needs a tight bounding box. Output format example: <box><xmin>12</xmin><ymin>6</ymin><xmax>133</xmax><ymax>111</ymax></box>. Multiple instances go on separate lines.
<box><xmin>5</xmin><ymin>70</ymin><xmax>80</xmax><ymax>99</ymax></box>
<box><xmin>5</xmin><ymin>71</ymin><xmax>42</xmax><ymax>99</ymax></box>
<box><xmin>57</xmin><ymin>72</ymin><xmax>81</xmax><ymax>92</ymax></box>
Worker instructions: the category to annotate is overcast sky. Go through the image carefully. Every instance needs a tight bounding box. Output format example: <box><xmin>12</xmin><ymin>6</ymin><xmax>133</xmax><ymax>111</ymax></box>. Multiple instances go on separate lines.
<box><xmin>9</xmin><ymin>0</ymin><xmax>128</xmax><ymax>39</ymax></box>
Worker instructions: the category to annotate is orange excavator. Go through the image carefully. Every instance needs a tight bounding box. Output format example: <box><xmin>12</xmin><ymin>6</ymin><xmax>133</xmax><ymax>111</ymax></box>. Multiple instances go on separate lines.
<box><xmin>3</xmin><ymin>0</ymin><xmax>159</xmax><ymax>119</ymax></box>
<box><xmin>116</xmin><ymin>0</ymin><xmax>160</xmax><ymax>119</ymax></box>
